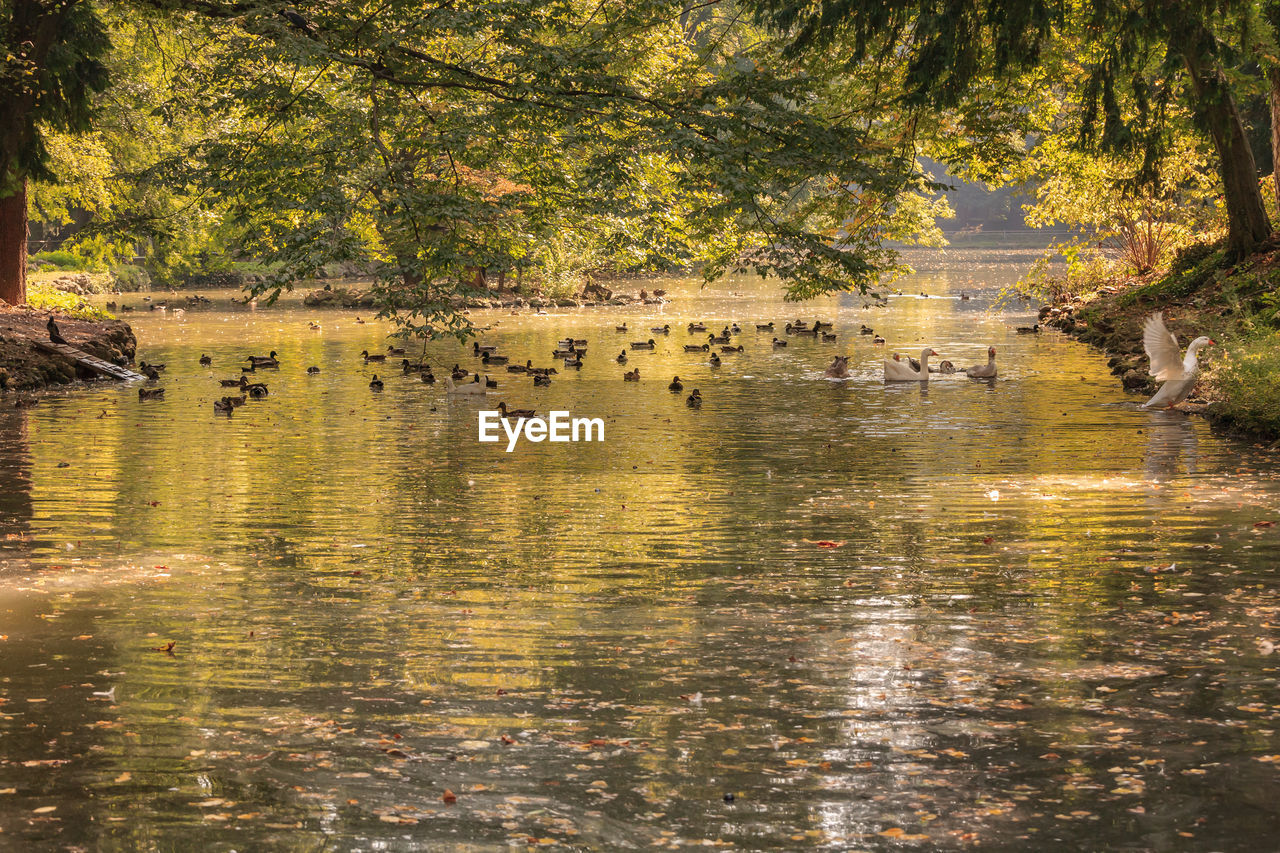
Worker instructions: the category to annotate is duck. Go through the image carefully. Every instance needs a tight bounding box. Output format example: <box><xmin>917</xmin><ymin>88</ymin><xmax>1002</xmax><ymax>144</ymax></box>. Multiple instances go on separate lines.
<box><xmin>822</xmin><ymin>332</ymin><xmax>837</xmax><ymax>342</ymax></box>
<box><xmin>369</xmin><ymin>375</ymin><xmax>384</xmax><ymax>391</ymax></box>
<box><xmin>684</xmin><ymin>343</ymin><xmax>710</xmax><ymax>352</ymax></box>
<box><xmin>965</xmin><ymin>346</ymin><xmax>998</xmax><ymax>379</ymax></box>
<box><xmin>138</xmin><ymin>387</ymin><xmax>165</xmax><ymax>400</ymax></box>
<box><xmin>421</xmin><ymin>369</ymin><xmax>436</xmax><ymax>384</ymax></box>
<box><xmin>445</xmin><ymin>375</ymin><xmax>488</xmax><ymax>395</ymax></box>
<box><xmin>1016</xmin><ymin>323</ymin><xmax>1040</xmax><ymax>334</ymax></box>
<box><xmin>630</xmin><ymin>339</ymin><xmax>656</xmax><ymax>350</ymax></box>
<box><xmin>860</xmin><ymin>325</ymin><xmax>875</xmax><ymax>336</ymax></box>
<box><xmin>532</xmin><ymin>373</ymin><xmax>552</xmax><ymax>386</ymax></box>
<box><xmin>222</xmin><ymin>394</ymin><xmax>246</xmax><ymax>408</ymax></box>
<box><xmin>720</xmin><ymin>344</ymin><xmax>744</xmax><ymax>353</ymax></box>
<box><xmin>361</xmin><ymin>349</ymin><xmax>387</xmax><ymax>362</ymax></box>
<box><xmin>688</xmin><ymin>322</ymin><xmax>707</xmax><ymax>332</ymax></box>
<box><xmin>668</xmin><ymin>376</ymin><xmax>683</xmax><ymax>392</ymax></box>
<box><xmin>248</xmin><ymin>351</ymin><xmax>279</xmax><ymax>368</ymax></box>
<box><xmin>355</xmin><ymin>316</ymin><xmax>366</xmax><ymax>324</ymax></box>
<box><xmin>872</xmin><ymin>335</ymin><xmax>885</xmax><ymax>345</ymax></box>
<box><xmin>960</xmin><ymin>291</ymin><xmax>970</xmax><ymax>301</ymax></box>
<box><xmin>772</xmin><ymin>337</ymin><xmax>787</xmax><ymax>348</ymax></box>
<box><xmin>220</xmin><ymin>376</ymin><xmax>245</xmax><ymax>387</ymax></box>
<box><xmin>709</xmin><ymin>352</ymin><xmax>722</xmax><ymax>367</ymax></box>
<box><xmin>507</xmin><ymin>361</ymin><xmax>529</xmax><ymax>373</ymax></box>
<box><xmin>387</xmin><ymin>344</ymin><xmax>406</xmax><ymax>356</ymax></box>
<box><xmin>213</xmin><ymin>398</ymin><xmax>235</xmax><ymax>414</ymax></box>
<box><xmin>497</xmin><ymin>401</ymin><xmax>536</xmax><ymax>419</ymax></box>
<box><xmin>1141</xmin><ymin>312</ymin><xmax>1215</xmax><ymax>409</ymax></box>
<box><xmin>139</xmin><ymin>360</ymin><xmax>165</xmax><ymax>373</ymax></box>
<box><xmin>731</xmin><ymin>323</ymin><xmax>741</xmax><ymax>333</ymax></box>
<box><xmin>141</xmin><ymin>363</ymin><xmax>162</xmax><ymax>380</ymax></box>
<box><xmin>563</xmin><ymin>353</ymin><xmax>583</xmax><ymax>368</ymax></box>
<box><xmin>933</xmin><ymin>360</ymin><xmax>957</xmax><ymax>374</ymax></box>
<box><xmin>199</xmin><ymin>353</ymin><xmax>212</xmax><ymax>366</ymax></box>
<box><xmin>709</xmin><ymin>332</ymin><xmax>730</xmax><ymax>344</ymax></box>
<box><xmin>651</xmin><ymin>324</ymin><xmax>670</xmax><ymax>334</ymax></box>
<box><xmin>482</xmin><ymin>375</ymin><xmax>498</xmax><ymax>388</ymax></box>
<box><xmin>473</xmin><ymin>342</ymin><xmax>498</xmax><ymax>356</ymax></box>
<box><xmin>686</xmin><ymin>389</ymin><xmax>702</xmax><ymax>408</ymax></box>
<box><xmin>245</xmin><ymin>382</ymin><xmax>269</xmax><ymax>398</ymax></box>
<box><xmin>755</xmin><ymin>322</ymin><xmax>774</xmax><ymax>331</ymax></box>
<box><xmin>813</xmin><ymin>320</ymin><xmax>832</xmax><ymax>330</ymax></box>
<box><xmin>616</xmin><ymin>323</ymin><xmax>628</xmax><ymax>332</ymax></box>
<box><xmin>551</xmin><ymin>344</ymin><xmax>577</xmax><ymax>358</ymax></box>
<box><xmin>798</xmin><ymin>325</ymin><xmax>820</xmax><ymax>337</ymax></box>
<box><xmin>308</xmin><ymin>321</ymin><xmax>321</xmax><ymax>330</ymax></box>
<box><xmin>624</xmin><ymin>368</ymin><xmax>640</xmax><ymax>381</ymax></box>
<box><xmin>482</xmin><ymin>352</ymin><xmax>509</xmax><ymax>365</ymax></box>
<box><xmin>824</xmin><ymin>355</ymin><xmax>850</xmax><ymax>378</ymax></box>
<box><xmin>616</xmin><ymin>350</ymin><xmax>628</xmax><ymax>364</ymax></box>
<box><xmin>885</xmin><ymin>347</ymin><xmax>938</xmax><ymax>381</ymax></box>
<box><xmin>451</xmin><ymin>364</ymin><xmax>469</xmax><ymax>380</ymax></box>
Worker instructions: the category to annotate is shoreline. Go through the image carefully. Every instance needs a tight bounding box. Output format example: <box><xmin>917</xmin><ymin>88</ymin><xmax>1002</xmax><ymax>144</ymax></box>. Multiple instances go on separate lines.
<box><xmin>0</xmin><ymin>305</ymin><xmax>137</xmax><ymax>394</ymax></box>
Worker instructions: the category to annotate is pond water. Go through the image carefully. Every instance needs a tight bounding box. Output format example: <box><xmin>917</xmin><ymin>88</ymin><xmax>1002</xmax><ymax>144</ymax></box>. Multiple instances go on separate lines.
<box><xmin>2</xmin><ymin>251</ymin><xmax>1279</xmax><ymax>850</ymax></box>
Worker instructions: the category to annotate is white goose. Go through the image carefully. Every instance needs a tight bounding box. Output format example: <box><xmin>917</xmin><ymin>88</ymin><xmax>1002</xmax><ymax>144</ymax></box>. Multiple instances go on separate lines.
<box><xmin>965</xmin><ymin>346</ymin><xmax>997</xmax><ymax>378</ymax></box>
<box><xmin>444</xmin><ymin>376</ymin><xmax>488</xmax><ymax>396</ymax></box>
<box><xmin>885</xmin><ymin>347</ymin><xmax>937</xmax><ymax>381</ymax></box>
<box><xmin>1141</xmin><ymin>312</ymin><xmax>1215</xmax><ymax>409</ymax></box>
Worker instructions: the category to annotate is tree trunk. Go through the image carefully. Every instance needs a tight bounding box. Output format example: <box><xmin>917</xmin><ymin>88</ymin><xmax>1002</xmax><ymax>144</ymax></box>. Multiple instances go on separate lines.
<box><xmin>1269</xmin><ymin>67</ymin><xmax>1280</xmax><ymax>207</ymax></box>
<box><xmin>0</xmin><ymin>179</ymin><xmax>27</xmax><ymax>306</ymax></box>
<box><xmin>1184</xmin><ymin>49</ymin><xmax>1273</xmax><ymax>260</ymax></box>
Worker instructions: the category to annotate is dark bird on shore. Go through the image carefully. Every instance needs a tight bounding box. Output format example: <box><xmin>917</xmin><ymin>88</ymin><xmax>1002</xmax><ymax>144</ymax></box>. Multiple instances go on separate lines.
<box><xmin>138</xmin><ymin>387</ymin><xmax>164</xmax><ymax>400</ymax></box>
<box><xmin>668</xmin><ymin>376</ymin><xmax>683</xmax><ymax>392</ymax></box>
<box><xmin>199</xmin><ymin>353</ymin><xmax>212</xmax><ymax>365</ymax></box>
<box><xmin>280</xmin><ymin>8</ymin><xmax>317</xmax><ymax>35</ymax></box>
<box><xmin>47</xmin><ymin>315</ymin><xmax>68</xmax><ymax>345</ymax></box>
<box><xmin>369</xmin><ymin>375</ymin><xmax>384</xmax><ymax>391</ymax></box>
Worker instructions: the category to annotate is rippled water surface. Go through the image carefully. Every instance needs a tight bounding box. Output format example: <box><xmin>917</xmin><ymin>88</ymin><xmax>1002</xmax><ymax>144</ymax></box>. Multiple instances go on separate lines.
<box><xmin>2</xmin><ymin>253</ymin><xmax>1279</xmax><ymax>850</ymax></box>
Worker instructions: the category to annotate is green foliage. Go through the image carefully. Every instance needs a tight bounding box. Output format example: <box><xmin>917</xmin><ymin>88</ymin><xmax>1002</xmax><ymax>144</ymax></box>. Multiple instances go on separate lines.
<box><xmin>26</xmin><ymin>282</ymin><xmax>113</xmax><ymax>320</ymax></box>
<box><xmin>1209</xmin><ymin>332</ymin><xmax>1280</xmax><ymax>436</ymax></box>
<box><xmin>29</xmin><ymin>251</ymin><xmax>92</xmax><ymax>272</ymax></box>
<box><xmin>111</xmin><ymin>264</ymin><xmax>150</xmax><ymax>292</ymax></box>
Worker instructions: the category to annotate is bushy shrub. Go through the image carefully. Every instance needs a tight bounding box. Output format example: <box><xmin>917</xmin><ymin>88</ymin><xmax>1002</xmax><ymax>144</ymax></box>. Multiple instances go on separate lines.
<box><xmin>27</xmin><ymin>283</ymin><xmax>114</xmax><ymax>321</ymax></box>
<box><xmin>29</xmin><ymin>250</ymin><xmax>92</xmax><ymax>271</ymax></box>
<box><xmin>111</xmin><ymin>264</ymin><xmax>151</xmax><ymax>292</ymax></box>
<box><xmin>1208</xmin><ymin>332</ymin><xmax>1280</xmax><ymax>437</ymax></box>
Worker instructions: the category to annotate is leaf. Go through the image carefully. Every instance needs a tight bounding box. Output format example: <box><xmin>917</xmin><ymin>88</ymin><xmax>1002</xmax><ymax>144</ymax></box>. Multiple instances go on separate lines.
<box><xmin>442</xmin><ymin>790</ymin><xmax>457</xmax><ymax>804</ymax></box>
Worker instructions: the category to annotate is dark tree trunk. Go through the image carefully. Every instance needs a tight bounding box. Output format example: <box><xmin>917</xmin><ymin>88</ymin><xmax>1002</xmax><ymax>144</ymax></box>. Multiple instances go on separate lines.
<box><xmin>1184</xmin><ymin>49</ymin><xmax>1273</xmax><ymax>260</ymax></box>
<box><xmin>0</xmin><ymin>179</ymin><xmax>27</xmax><ymax>306</ymax></box>
<box><xmin>1269</xmin><ymin>67</ymin><xmax>1280</xmax><ymax>207</ymax></box>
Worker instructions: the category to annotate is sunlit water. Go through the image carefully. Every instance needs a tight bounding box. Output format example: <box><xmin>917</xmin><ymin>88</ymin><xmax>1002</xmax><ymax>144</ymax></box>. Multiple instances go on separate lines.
<box><xmin>2</xmin><ymin>251</ymin><xmax>1279</xmax><ymax>850</ymax></box>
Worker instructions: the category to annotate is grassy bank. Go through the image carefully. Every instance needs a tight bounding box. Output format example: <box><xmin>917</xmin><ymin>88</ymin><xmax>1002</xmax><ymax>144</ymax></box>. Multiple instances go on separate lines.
<box><xmin>1042</xmin><ymin>240</ymin><xmax>1280</xmax><ymax>443</ymax></box>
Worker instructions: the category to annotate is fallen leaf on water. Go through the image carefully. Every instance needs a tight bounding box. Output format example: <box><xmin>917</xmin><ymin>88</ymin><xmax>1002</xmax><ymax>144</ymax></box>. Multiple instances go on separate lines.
<box><xmin>32</xmin><ymin>806</ymin><xmax>57</xmax><ymax>814</ymax></box>
<box><xmin>114</xmin><ymin>772</ymin><xmax>131</xmax><ymax>783</ymax></box>
<box><xmin>813</xmin><ymin>540</ymin><xmax>843</xmax><ymax>548</ymax></box>
<box><xmin>1255</xmin><ymin>521</ymin><xmax>1274</xmax><ymax>528</ymax></box>
<box><xmin>442</xmin><ymin>789</ymin><xmax>457</xmax><ymax>804</ymax></box>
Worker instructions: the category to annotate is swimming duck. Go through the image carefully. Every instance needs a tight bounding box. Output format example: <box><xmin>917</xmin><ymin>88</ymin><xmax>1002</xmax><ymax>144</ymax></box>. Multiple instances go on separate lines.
<box><xmin>721</xmin><ymin>344</ymin><xmax>743</xmax><ymax>353</ymax></box>
<box><xmin>421</xmin><ymin>370</ymin><xmax>436</xmax><ymax>384</ymax></box>
<box><xmin>668</xmin><ymin>376</ymin><xmax>683</xmax><ymax>392</ymax></box>
<box><xmin>616</xmin><ymin>323</ymin><xmax>628</xmax><ymax>332</ymax></box>
<box><xmin>872</xmin><ymin>336</ymin><xmax>885</xmax><ymax>345</ymax></box>
<box><xmin>822</xmin><ymin>331</ymin><xmax>837</xmax><ymax>342</ymax></box>
<box><xmin>355</xmin><ymin>316</ymin><xmax>366</xmax><ymax>324</ymax></box>
<box><xmin>755</xmin><ymin>322</ymin><xmax>774</xmax><ymax>331</ymax></box>
<box><xmin>220</xmin><ymin>376</ymin><xmax>245</xmax><ymax>387</ymax></box>
<box><xmin>684</xmin><ymin>343</ymin><xmax>709</xmax><ymax>352</ymax></box>
<box><xmin>483</xmin><ymin>375</ymin><xmax>498</xmax><ymax>388</ymax></box>
<box><xmin>709</xmin><ymin>332</ymin><xmax>730</xmax><ymax>344</ymax></box>
<box><xmin>497</xmin><ymin>401</ymin><xmax>536</xmax><ymax>419</ymax></box>
<box><xmin>387</xmin><ymin>344</ymin><xmax>406</xmax><ymax>356</ymax></box>
<box><xmin>369</xmin><ymin>375</ymin><xmax>384</xmax><ymax>391</ymax></box>
<box><xmin>141</xmin><ymin>363</ymin><xmax>162</xmax><ymax>380</ymax></box>
<box><xmin>934</xmin><ymin>360</ymin><xmax>957</xmax><ymax>374</ymax></box>
<box><xmin>688</xmin><ymin>322</ymin><xmax>707</xmax><ymax>332</ymax></box>
<box><xmin>361</xmin><ymin>349</ymin><xmax>387</xmax><ymax>362</ymax></box>
<box><xmin>860</xmin><ymin>325</ymin><xmax>875</xmax><ymax>335</ymax></box>
<box><xmin>651</xmin><ymin>324</ymin><xmax>670</xmax><ymax>334</ymax></box>
<box><xmin>222</xmin><ymin>394</ymin><xmax>246</xmax><ymax>408</ymax></box>
<box><xmin>965</xmin><ymin>346</ymin><xmax>998</xmax><ymax>379</ymax></box>
<box><xmin>308</xmin><ymin>321</ymin><xmax>321</xmax><ymax>330</ymax></box>
<box><xmin>731</xmin><ymin>323</ymin><xmax>741</xmax><ymax>333</ymax></box>
<box><xmin>885</xmin><ymin>347</ymin><xmax>938</xmax><ymax>381</ymax></box>
<box><xmin>709</xmin><ymin>352</ymin><xmax>721</xmax><ymax>366</ymax></box>
<box><xmin>473</xmin><ymin>342</ymin><xmax>498</xmax><ymax>356</ymax></box>
<box><xmin>630</xmin><ymin>339</ymin><xmax>656</xmax><ymax>350</ymax></box>
<box><xmin>445</xmin><ymin>376</ymin><xmax>488</xmax><ymax>395</ymax></box>
<box><xmin>451</xmin><ymin>364</ymin><xmax>469</xmax><ymax>381</ymax></box>
<box><xmin>245</xmin><ymin>382</ymin><xmax>269</xmax><ymax>398</ymax></box>
<box><xmin>824</xmin><ymin>355</ymin><xmax>850</xmax><ymax>378</ymax></box>
<box><xmin>213</xmin><ymin>398</ymin><xmax>234</xmax><ymax>414</ymax></box>
<box><xmin>199</xmin><ymin>354</ymin><xmax>212</xmax><ymax>365</ymax></box>
<box><xmin>616</xmin><ymin>350</ymin><xmax>628</xmax><ymax>363</ymax></box>
<box><xmin>813</xmin><ymin>320</ymin><xmax>832</xmax><ymax>330</ymax></box>
<box><xmin>138</xmin><ymin>387</ymin><xmax>165</xmax><ymax>400</ymax></box>
<box><xmin>772</xmin><ymin>337</ymin><xmax>787</xmax><ymax>348</ymax></box>
<box><xmin>624</xmin><ymin>368</ymin><xmax>640</xmax><ymax>381</ymax></box>
<box><xmin>507</xmin><ymin>361</ymin><xmax>529</xmax><ymax>373</ymax></box>
<box><xmin>532</xmin><ymin>373</ymin><xmax>552</xmax><ymax>386</ymax></box>
<box><xmin>482</xmin><ymin>352</ymin><xmax>509</xmax><ymax>365</ymax></box>
<box><xmin>248</xmin><ymin>351</ymin><xmax>279</xmax><ymax>368</ymax></box>
<box><xmin>563</xmin><ymin>353</ymin><xmax>583</xmax><ymax>368</ymax></box>
<box><xmin>1016</xmin><ymin>323</ymin><xmax>1040</xmax><ymax>334</ymax></box>
<box><xmin>686</xmin><ymin>389</ymin><xmax>702</xmax><ymax>408</ymax></box>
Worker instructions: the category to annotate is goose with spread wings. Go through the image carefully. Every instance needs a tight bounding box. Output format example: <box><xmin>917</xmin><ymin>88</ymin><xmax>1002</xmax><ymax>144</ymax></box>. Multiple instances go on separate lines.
<box><xmin>1141</xmin><ymin>313</ymin><xmax>1215</xmax><ymax>409</ymax></box>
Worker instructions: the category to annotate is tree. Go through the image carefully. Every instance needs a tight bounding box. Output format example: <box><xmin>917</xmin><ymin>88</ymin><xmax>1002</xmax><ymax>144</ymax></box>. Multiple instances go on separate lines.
<box><xmin>753</xmin><ymin>0</ymin><xmax>1276</xmax><ymax>260</ymax></box>
<box><xmin>0</xmin><ymin>0</ymin><xmax>110</xmax><ymax>305</ymax></box>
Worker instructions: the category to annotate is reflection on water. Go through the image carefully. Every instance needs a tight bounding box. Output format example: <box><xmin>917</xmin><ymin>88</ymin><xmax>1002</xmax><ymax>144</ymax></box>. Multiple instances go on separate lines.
<box><xmin>1</xmin><ymin>256</ymin><xmax>1279</xmax><ymax>849</ymax></box>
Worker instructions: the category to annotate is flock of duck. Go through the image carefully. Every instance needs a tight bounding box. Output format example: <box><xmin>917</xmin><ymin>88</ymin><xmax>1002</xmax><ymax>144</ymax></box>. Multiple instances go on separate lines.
<box><xmin>132</xmin><ymin>308</ymin><xmax>1207</xmax><ymax>415</ymax></box>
